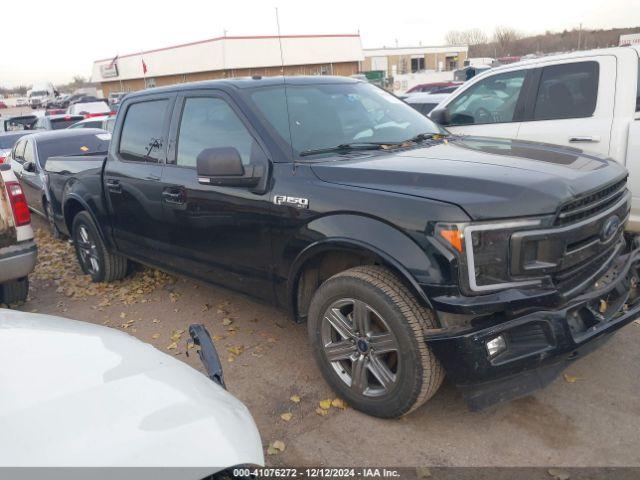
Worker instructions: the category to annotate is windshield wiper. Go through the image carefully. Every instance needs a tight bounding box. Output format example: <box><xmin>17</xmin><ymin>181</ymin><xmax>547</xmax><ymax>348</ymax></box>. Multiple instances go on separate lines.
<box><xmin>300</xmin><ymin>142</ymin><xmax>398</xmax><ymax>157</ymax></box>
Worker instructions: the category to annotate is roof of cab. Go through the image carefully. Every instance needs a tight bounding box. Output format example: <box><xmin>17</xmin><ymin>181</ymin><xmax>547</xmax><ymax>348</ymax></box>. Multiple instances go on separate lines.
<box><xmin>124</xmin><ymin>75</ymin><xmax>361</xmax><ymax>100</ymax></box>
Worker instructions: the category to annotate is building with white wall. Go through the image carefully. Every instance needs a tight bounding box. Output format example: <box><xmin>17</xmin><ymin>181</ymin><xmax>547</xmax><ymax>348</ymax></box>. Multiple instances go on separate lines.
<box><xmin>92</xmin><ymin>34</ymin><xmax>364</xmax><ymax>96</ymax></box>
<box><xmin>362</xmin><ymin>45</ymin><xmax>469</xmax><ymax>78</ymax></box>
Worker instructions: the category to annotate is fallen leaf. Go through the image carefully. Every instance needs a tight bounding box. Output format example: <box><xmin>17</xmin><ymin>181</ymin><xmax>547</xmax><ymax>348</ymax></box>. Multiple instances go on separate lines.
<box><xmin>166</xmin><ymin>342</ymin><xmax>178</xmax><ymax>350</ymax></box>
<box><xmin>315</xmin><ymin>407</ymin><xmax>329</xmax><ymax>416</ymax></box>
<box><xmin>548</xmin><ymin>468</ymin><xmax>570</xmax><ymax>480</ymax></box>
<box><xmin>151</xmin><ymin>333</ymin><xmax>160</xmax><ymax>339</ymax></box>
<box><xmin>280</xmin><ymin>412</ymin><xmax>293</xmax><ymax>422</ymax></box>
<box><xmin>152</xmin><ymin>318</ymin><xmax>160</xmax><ymax>323</ymax></box>
<box><xmin>416</xmin><ymin>467</ymin><xmax>431</xmax><ymax>479</ymax></box>
<box><xmin>331</xmin><ymin>398</ymin><xmax>347</xmax><ymax>410</ymax></box>
<box><xmin>267</xmin><ymin>440</ymin><xmax>286</xmax><ymax>455</ymax></box>
<box><xmin>222</xmin><ymin>318</ymin><xmax>233</xmax><ymax>326</ymax></box>
<box><xmin>119</xmin><ymin>312</ymin><xmax>127</xmax><ymax>319</ymax></box>
<box><xmin>599</xmin><ymin>299</ymin><xmax>607</xmax><ymax>313</ymax></box>
<box><xmin>290</xmin><ymin>395</ymin><xmax>301</xmax><ymax>403</ymax></box>
<box><xmin>563</xmin><ymin>374</ymin><xmax>580</xmax><ymax>383</ymax></box>
<box><xmin>319</xmin><ymin>399</ymin><xmax>332</xmax><ymax>410</ymax></box>
<box><xmin>227</xmin><ymin>345</ymin><xmax>244</xmax><ymax>356</ymax></box>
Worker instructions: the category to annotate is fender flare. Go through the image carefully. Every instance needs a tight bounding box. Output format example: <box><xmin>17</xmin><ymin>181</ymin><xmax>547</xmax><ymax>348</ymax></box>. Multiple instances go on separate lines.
<box><xmin>286</xmin><ymin>214</ymin><xmax>446</xmax><ymax>320</ymax></box>
<box><xmin>62</xmin><ymin>193</ymin><xmax>109</xmax><ymax>246</ymax></box>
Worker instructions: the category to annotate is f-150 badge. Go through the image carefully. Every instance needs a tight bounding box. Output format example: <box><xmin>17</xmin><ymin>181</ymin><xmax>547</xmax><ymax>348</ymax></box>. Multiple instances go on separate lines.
<box><xmin>273</xmin><ymin>195</ymin><xmax>309</xmax><ymax>209</ymax></box>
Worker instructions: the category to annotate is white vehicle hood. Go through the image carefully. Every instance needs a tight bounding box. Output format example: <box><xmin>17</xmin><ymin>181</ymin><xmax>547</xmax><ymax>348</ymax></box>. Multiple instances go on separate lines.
<box><xmin>0</xmin><ymin>309</ymin><xmax>264</xmax><ymax>473</ymax></box>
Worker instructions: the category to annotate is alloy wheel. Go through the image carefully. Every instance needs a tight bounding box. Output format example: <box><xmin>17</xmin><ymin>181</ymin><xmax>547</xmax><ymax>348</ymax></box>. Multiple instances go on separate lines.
<box><xmin>76</xmin><ymin>225</ymin><xmax>100</xmax><ymax>276</ymax></box>
<box><xmin>321</xmin><ymin>298</ymin><xmax>400</xmax><ymax>397</ymax></box>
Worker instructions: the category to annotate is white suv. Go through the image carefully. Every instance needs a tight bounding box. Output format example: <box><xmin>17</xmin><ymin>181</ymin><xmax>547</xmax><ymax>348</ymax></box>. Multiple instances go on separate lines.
<box><xmin>0</xmin><ymin>163</ymin><xmax>36</xmax><ymax>304</ymax></box>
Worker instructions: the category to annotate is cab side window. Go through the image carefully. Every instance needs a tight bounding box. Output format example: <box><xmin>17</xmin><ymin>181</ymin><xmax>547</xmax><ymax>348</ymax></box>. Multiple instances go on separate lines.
<box><xmin>175</xmin><ymin>97</ymin><xmax>263</xmax><ymax>168</ymax></box>
<box><xmin>447</xmin><ymin>70</ymin><xmax>526</xmax><ymax>125</ymax></box>
<box><xmin>119</xmin><ymin>99</ymin><xmax>169</xmax><ymax>163</ymax></box>
<box><xmin>533</xmin><ymin>61</ymin><xmax>599</xmax><ymax>120</ymax></box>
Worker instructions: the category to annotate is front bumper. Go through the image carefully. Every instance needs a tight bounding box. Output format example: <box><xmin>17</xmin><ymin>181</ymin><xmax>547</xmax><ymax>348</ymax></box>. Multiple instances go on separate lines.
<box><xmin>425</xmin><ymin>247</ymin><xmax>640</xmax><ymax>411</ymax></box>
<box><xmin>0</xmin><ymin>241</ymin><xmax>37</xmax><ymax>283</ymax></box>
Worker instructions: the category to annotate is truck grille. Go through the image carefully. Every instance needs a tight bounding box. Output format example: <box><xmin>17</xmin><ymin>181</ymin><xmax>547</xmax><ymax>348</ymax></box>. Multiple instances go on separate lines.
<box><xmin>555</xmin><ymin>178</ymin><xmax>627</xmax><ymax>226</ymax></box>
<box><xmin>512</xmin><ymin>184</ymin><xmax>630</xmax><ymax>298</ymax></box>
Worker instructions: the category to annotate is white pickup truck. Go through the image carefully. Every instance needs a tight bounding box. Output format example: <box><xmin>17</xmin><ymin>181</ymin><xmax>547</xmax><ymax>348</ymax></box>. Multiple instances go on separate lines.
<box><xmin>429</xmin><ymin>45</ymin><xmax>640</xmax><ymax>229</ymax></box>
<box><xmin>0</xmin><ymin>163</ymin><xmax>36</xmax><ymax>304</ymax></box>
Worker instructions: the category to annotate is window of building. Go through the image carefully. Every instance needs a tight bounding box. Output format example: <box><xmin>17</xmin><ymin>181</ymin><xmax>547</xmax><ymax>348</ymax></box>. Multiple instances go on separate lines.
<box><xmin>533</xmin><ymin>61</ymin><xmax>599</xmax><ymax>120</ymax></box>
<box><xmin>119</xmin><ymin>99</ymin><xmax>168</xmax><ymax>162</ymax></box>
<box><xmin>176</xmin><ymin>97</ymin><xmax>261</xmax><ymax>168</ymax></box>
<box><xmin>411</xmin><ymin>57</ymin><xmax>425</xmax><ymax>73</ymax></box>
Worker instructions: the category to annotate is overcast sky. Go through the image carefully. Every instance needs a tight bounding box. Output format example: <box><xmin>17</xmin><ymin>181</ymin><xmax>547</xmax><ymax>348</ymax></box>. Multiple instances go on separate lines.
<box><xmin>0</xmin><ymin>0</ymin><xmax>638</xmax><ymax>87</ymax></box>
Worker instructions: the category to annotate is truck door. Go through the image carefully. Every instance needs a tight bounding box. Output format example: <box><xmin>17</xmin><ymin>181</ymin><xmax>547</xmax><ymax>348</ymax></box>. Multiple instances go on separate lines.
<box><xmin>104</xmin><ymin>94</ymin><xmax>174</xmax><ymax>264</ymax></box>
<box><xmin>516</xmin><ymin>57</ymin><xmax>615</xmax><ymax>157</ymax></box>
<box><xmin>158</xmin><ymin>91</ymin><xmax>274</xmax><ymax>301</ymax></box>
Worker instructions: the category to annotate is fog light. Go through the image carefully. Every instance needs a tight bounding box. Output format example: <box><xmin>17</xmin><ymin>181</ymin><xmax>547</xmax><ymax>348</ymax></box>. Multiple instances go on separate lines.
<box><xmin>486</xmin><ymin>335</ymin><xmax>507</xmax><ymax>358</ymax></box>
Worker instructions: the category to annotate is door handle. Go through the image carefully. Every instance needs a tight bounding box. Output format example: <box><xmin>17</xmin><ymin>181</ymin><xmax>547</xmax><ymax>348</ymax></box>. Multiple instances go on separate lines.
<box><xmin>106</xmin><ymin>179</ymin><xmax>122</xmax><ymax>193</ymax></box>
<box><xmin>569</xmin><ymin>136</ymin><xmax>600</xmax><ymax>143</ymax></box>
<box><xmin>162</xmin><ymin>188</ymin><xmax>185</xmax><ymax>204</ymax></box>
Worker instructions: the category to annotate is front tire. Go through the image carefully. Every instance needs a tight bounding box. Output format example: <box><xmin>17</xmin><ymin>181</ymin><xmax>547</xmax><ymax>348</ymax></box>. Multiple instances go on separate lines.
<box><xmin>72</xmin><ymin>211</ymin><xmax>128</xmax><ymax>282</ymax></box>
<box><xmin>1</xmin><ymin>277</ymin><xmax>29</xmax><ymax>304</ymax></box>
<box><xmin>308</xmin><ymin>265</ymin><xmax>444</xmax><ymax>418</ymax></box>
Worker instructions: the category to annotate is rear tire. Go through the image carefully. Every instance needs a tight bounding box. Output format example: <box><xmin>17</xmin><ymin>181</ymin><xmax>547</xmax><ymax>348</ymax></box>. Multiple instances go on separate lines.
<box><xmin>307</xmin><ymin>265</ymin><xmax>444</xmax><ymax>418</ymax></box>
<box><xmin>1</xmin><ymin>278</ymin><xmax>29</xmax><ymax>304</ymax></box>
<box><xmin>72</xmin><ymin>211</ymin><xmax>128</xmax><ymax>282</ymax></box>
<box><xmin>44</xmin><ymin>200</ymin><xmax>63</xmax><ymax>239</ymax></box>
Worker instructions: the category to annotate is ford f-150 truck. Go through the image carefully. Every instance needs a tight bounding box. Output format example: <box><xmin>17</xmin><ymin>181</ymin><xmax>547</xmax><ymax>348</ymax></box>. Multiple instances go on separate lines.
<box><xmin>45</xmin><ymin>76</ymin><xmax>640</xmax><ymax>418</ymax></box>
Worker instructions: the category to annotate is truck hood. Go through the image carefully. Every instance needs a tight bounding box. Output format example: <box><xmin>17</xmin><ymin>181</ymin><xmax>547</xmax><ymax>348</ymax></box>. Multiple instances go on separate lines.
<box><xmin>310</xmin><ymin>136</ymin><xmax>628</xmax><ymax>220</ymax></box>
<box><xmin>0</xmin><ymin>309</ymin><xmax>263</xmax><ymax>474</ymax></box>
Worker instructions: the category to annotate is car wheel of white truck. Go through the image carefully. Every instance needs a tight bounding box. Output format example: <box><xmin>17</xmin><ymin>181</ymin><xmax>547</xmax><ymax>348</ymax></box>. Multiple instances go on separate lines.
<box><xmin>72</xmin><ymin>211</ymin><xmax>128</xmax><ymax>283</ymax></box>
<box><xmin>307</xmin><ymin>265</ymin><xmax>444</xmax><ymax>418</ymax></box>
<box><xmin>1</xmin><ymin>277</ymin><xmax>29</xmax><ymax>305</ymax></box>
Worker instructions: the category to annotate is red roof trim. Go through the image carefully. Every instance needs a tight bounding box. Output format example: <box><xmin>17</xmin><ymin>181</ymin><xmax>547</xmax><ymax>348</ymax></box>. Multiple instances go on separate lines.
<box><xmin>95</xmin><ymin>34</ymin><xmax>361</xmax><ymax>63</ymax></box>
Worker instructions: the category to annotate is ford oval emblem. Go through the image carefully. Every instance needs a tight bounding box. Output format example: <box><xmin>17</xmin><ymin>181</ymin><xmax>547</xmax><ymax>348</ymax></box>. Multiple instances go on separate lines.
<box><xmin>601</xmin><ymin>215</ymin><xmax>621</xmax><ymax>241</ymax></box>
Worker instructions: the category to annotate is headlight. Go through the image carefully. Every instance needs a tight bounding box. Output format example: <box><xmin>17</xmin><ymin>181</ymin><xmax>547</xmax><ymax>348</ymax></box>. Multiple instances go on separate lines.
<box><xmin>436</xmin><ymin>219</ymin><xmax>543</xmax><ymax>293</ymax></box>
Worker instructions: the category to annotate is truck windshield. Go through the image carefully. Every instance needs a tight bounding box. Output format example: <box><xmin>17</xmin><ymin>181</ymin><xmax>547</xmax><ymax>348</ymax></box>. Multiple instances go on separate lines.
<box><xmin>249</xmin><ymin>82</ymin><xmax>445</xmax><ymax>158</ymax></box>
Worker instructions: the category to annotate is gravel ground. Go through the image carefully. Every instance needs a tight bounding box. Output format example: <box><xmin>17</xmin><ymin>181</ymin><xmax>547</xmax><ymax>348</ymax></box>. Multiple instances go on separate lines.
<box><xmin>11</xmin><ymin>213</ymin><xmax>640</xmax><ymax>469</ymax></box>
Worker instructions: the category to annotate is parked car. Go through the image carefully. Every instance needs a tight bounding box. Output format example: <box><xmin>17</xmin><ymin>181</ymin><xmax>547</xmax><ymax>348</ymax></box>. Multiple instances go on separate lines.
<box><xmin>44</xmin><ymin>76</ymin><xmax>640</xmax><ymax>418</ymax></box>
<box><xmin>430</xmin><ymin>45</ymin><xmax>640</xmax><ymax>229</ymax></box>
<box><xmin>68</xmin><ymin>115</ymin><xmax>116</xmax><ymax>132</ymax></box>
<box><xmin>34</xmin><ymin>114</ymin><xmax>86</xmax><ymax>131</ymax></box>
<box><xmin>15</xmin><ymin>98</ymin><xmax>28</xmax><ymax>107</ymax></box>
<box><xmin>453</xmin><ymin>65</ymin><xmax>491</xmax><ymax>81</ymax></box>
<box><xmin>0</xmin><ymin>310</ymin><xmax>264</xmax><ymax>471</ymax></box>
<box><xmin>7</xmin><ymin>129</ymin><xmax>109</xmax><ymax>220</ymax></box>
<box><xmin>405</xmin><ymin>81</ymin><xmax>463</xmax><ymax>94</ymax></box>
<box><xmin>0</xmin><ymin>132</ymin><xmax>31</xmax><ymax>163</ymax></box>
<box><xmin>68</xmin><ymin>101</ymin><xmax>111</xmax><ymax>117</ymax></box>
<box><xmin>404</xmin><ymin>92</ymin><xmax>451</xmax><ymax>115</ymax></box>
<box><xmin>1</xmin><ymin>115</ymin><xmax>38</xmax><ymax>132</ymax></box>
<box><xmin>108</xmin><ymin>91</ymin><xmax>127</xmax><ymax>107</ymax></box>
<box><xmin>0</xmin><ymin>164</ymin><xmax>36</xmax><ymax>305</ymax></box>
<box><xmin>0</xmin><ymin>102</ymin><xmax>7</xmax><ymax>109</ymax></box>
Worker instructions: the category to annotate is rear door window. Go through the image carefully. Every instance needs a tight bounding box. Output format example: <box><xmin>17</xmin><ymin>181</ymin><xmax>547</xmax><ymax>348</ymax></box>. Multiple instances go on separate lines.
<box><xmin>533</xmin><ymin>61</ymin><xmax>599</xmax><ymax>120</ymax></box>
<box><xmin>119</xmin><ymin>100</ymin><xmax>168</xmax><ymax>163</ymax></box>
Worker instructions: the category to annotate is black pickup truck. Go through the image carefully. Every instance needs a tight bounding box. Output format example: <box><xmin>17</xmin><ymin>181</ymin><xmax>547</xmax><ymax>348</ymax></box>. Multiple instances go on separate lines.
<box><xmin>45</xmin><ymin>76</ymin><xmax>640</xmax><ymax>418</ymax></box>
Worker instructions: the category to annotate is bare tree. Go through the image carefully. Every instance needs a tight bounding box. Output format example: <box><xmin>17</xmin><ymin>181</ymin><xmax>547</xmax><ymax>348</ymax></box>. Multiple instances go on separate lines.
<box><xmin>445</xmin><ymin>29</ymin><xmax>488</xmax><ymax>46</ymax></box>
<box><xmin>493</xmin><ymin>26</ymin><xmax>522</xmax><ymax>56</ymax></box>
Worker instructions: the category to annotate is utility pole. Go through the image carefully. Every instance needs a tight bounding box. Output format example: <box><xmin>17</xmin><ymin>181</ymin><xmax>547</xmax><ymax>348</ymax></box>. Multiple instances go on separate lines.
<box><xmin>577</xmin><ymin>23</ymin><xmax>582</xmax><ymax>50</ymax></box>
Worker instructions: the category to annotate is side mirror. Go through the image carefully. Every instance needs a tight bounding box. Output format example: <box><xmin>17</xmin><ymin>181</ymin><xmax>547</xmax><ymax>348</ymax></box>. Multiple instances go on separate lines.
<box><xmin>23</xmin><ymin>161</ymin><xmax>36</xmax><ymax>173</ymax></box>
<box><xmin>196</xmin><ymin>147</ymin><xmax>263</xmax><ymax>187</ymax></box>
<box><xmin>429</xmin><ymin>108</ymin><xmax>450</xmax><ymax>126</ymax></box>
